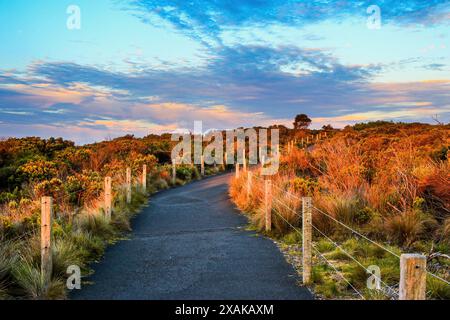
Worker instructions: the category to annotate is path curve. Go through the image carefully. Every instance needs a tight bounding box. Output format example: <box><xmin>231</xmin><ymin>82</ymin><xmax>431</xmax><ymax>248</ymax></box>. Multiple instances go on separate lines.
<box><xmin>73</xmin><ymin>173</ymin><xmax>313</xmax><ymax>300</ymax></box>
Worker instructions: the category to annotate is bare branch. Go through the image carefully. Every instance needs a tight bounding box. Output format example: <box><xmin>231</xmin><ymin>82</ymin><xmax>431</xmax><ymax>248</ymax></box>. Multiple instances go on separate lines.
<box><xmin>432</xmin><ymin>114</ymin><xmax>444</xmax><ymax>125</ymax></box>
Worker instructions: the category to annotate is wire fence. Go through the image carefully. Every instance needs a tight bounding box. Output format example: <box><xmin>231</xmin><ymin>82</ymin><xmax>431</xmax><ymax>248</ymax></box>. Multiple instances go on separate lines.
<box><xmin>2</xmin><ymin>161</ymin><xmax>225</xmax><ymax>247</ymax></box>
<box><xmin>251</xmin><ymin>172</ymin><xmax>450</xmax><ymax>299</ymax></box>
<box><xmin>0</xmin><ymin>167</ymin><xmax>146</xmax><ymax>242</ymax></box>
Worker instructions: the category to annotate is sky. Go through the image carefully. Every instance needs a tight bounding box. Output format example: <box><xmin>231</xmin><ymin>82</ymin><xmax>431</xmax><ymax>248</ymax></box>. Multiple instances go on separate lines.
<box><xmin>0</xmin><ymin>0</ymin><xmax>449</xmax><ymax>144</ymax></box>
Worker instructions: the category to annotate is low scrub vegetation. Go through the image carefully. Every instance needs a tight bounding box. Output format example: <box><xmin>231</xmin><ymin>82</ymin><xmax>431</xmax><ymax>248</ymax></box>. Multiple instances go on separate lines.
<box><xmin>230</xmin><ymin>122</ymin><xmax>449</xmax><ymax>299</ymax></box>
<box><xmin>0</xmin><ymin>134</ymin><xmax>217</xmax><ymax>299</ymax></box>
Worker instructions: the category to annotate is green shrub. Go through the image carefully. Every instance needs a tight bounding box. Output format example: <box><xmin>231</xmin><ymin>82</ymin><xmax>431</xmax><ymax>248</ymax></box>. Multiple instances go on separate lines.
<box><xmin>315</xmin><ymin>239</ymin><xmax>335</xmax><ymax>253</ymax></box>
<box><xmin>52</xmin><ymin>237</ymin><xmax>85</xmax><ymax>277</ymax></box>
<box><xmin>385</xmin><ymin>209</ymin><xmax>436</xmax><ymax>247</ymax></box>
<box><xmin>152</xmin><ymin>178</ymin><xmax>169</xmax><ymax>191</ymax></box>
<box><xmin>77</xmin><ymin>215</ymin><xmax>116</xmax><ymax>241</ymax></box>
<box><xmin>356</xmin><ymin>207</ymin><xmax>374</xmax><ymax>225</ymax></box>
<box><xmin>333</xmin><ymin>197</ymin><xmax>365</xmax><ymax>227</ymax></box>
<box><xmin>327</xmin><ymin>249</ymin><xmax>352</xmax><ymax>261</ymax></box>
<box><xmin>282</xmin><ymin>231</ymin><xmax>302</xmax><ymax>245</ymax></box>
<box><xmin>427</xmin><ymin>276</ymin><xmax>450</xmax><ymax>299</ymax></box>
<box><xmin>68</xmin><ymin>231</ymin><xmax>106</xmax><ymax>263</ymax></box>
<box><xmin>176</xmin><ymin>166</ymin><xmax>193</xmax><ymax>181</ymax></box>
<box><xmin>11</xmin><ymin>254</ymin><xmax>66</xmax><ymax>299</ymax></box>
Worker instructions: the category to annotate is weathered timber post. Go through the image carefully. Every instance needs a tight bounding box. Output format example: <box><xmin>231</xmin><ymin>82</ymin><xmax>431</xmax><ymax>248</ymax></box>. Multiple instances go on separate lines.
<box><xmin>142</xmin><ymin>164</ymin><xmax>147</xmax><ymax>192</ymax></box>
<box><xmin>399</xmin><ymin>254</ymin><xmax>427</xmax><ymax>300</ymax></box>
<box><xmin>126</xmin><ymin>167</ymin><xmax>132</xmax><ymax>204</ymax></box>
<box><xmin>260</xmin><ymin>155</ymin><xmax>265</xmax><ymax>175</ymax></box>
<box><xmin>265</xmin><ymin>179</ymin><xmax>272</xmax><ymax>232</ymax></box>
<box><xmin>302</xmin><ymin>197</ymin><xmax>312</xmax><ymax>284</ymax></box>
<box><xmin>201</xmin><ymin>155</ymin><xmax>205</xmax><ymax>176</ymax></box>
<box><xmin>41</xmin><ymin>196</ymin><xmax>53</xmax><ymax>288</ymax></box>
<box><xmin>172</xmin><ymin>160</ymin><xmax>176</xmax><ymax>185</ymax></box>
<box><xmin>104</xmin><ymin>177</ymin><xmax>112</xmax><ymax>220</ymax></box>
<box><xmin>223</xmin><ymin>151</ymin><xmax>227</xmax><ymax>170</ymax></box>
<box><xmin>247</xmin><ymin>170</ymin><xmax>252</xmax><ymax>200</ymax></box>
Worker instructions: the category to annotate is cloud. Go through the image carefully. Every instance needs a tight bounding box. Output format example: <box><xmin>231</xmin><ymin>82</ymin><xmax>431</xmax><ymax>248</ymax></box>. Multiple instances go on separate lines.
<box><xmin>422</xmin><ymin>63</ymin><xmax>447</xmax><ymax>71</ymax></box>
<box><xmin>126</xmin><ymin>0</ymin><xmax>450</xmax><ymax>43</ymax></box>
<box><xmin>313</xmin><ymin>104</ymin><xmax>450</xmax><ymax>128</ymax></box>
<box><xmin>0</xmin><ymin>43</ymin><xmax>449</xmax><ymax>143</ymax></box>
<box><xmin>27</xmin><ymin>45</ymin><xmax>382</xmax><ymax>114</ymax></box>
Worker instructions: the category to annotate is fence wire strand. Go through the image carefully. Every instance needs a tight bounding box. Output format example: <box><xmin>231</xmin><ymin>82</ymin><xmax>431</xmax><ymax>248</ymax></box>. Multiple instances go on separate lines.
<box><xmin>251</xmin><ymin>169</ymin><xmax>450</xmax><ymax>290</ymax></box>
<box><xmin>271</xmin><ymin>207</ymin><xmax>302</xmax><ymax>235</ymax></box>
<box><xmin>311</xmin><ymin>206</ymin><xmax>401</xmax><ymax>259</ymax></box>
<box><xmin>310</xmin><ymin>242</ymin><xmax>366</xmax><ymax>300</ymax></box>
<box><xmin>306</xmin><ymin>220</ymin><xmax>399</xmax><ymax>299</ymax></box>
<box><xmin>312</xmin><ymin>206</ymin><xmax>449</xmax><ymax>287</ymax></box>
<box><xmin>271</xmin><ymin>208</ymin><xmax>366</xmax><ymax>299</ymax></box>
<box><xmin>272</xmin><ymin>198</ymin><xmax>301</xmax><ymax>218</ymax></box>
<box><xmin>273</xmin><ymin>193</ymin><xmax>401</xmax><ymax>297</ymax></box>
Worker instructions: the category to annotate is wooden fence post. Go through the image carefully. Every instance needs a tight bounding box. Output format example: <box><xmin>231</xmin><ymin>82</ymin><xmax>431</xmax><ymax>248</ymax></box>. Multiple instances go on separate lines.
<box><xmin>260</xmin><ymin>155</ymin><xmax>265</xmax><ymax>175</ymax></box>
<box><xmin>243</xmin><ymin>149</ymin><xmax>247</xmax><ymax>172</ymax></box>
<box><xmin>172</xmin><ymin>160</ymin><xmax>176</xmax><ymax>185</ymax></box>
<box><xmin>399</xmin><ymin>254</ymin><xmax>427</xmax><ymax>300</ymax></box>
<box><xmin>265</xmin><ymin>179</ymin><xmax>272</xmax><ymax>232</ymax></box>
<box><xmin>247</xmin><ymin>171</ymin><xmax>252</xmax><ymax>200</ymax></box>
<box><xmin>223</xmin><ymin>151</ymin><xmax>227</xmax><ymax>170</ymax></box>
<box><xmin>142</xmin><ymin>164</ymin><xmax>147</xmax><ymax>192</ymax></box>
<box><xmin>302</xmin><ymin>197</ymin><xmax>312</xmax><ymax>284</ymax></box>
<box><xmin>126</xmin><ymin>167</ymin><xmax>131</xmax><ymax>204</ymax></box>
<box><xmin>41</xmin><ymin>196</ymin><xmax>53</xmax><ymax>288</ymax></box>
<box><xmin>201</xmin><ymin>155</ymin><xmax>205</xmax><ymax>176</ymax></box>
<box><xmin>104</xmin><ymin>177</ymin><xmax>112</xmax><ymax>220</ymax></box>
<box><xmin>235</xmin><ymin>163</ymin><xmax>240</xmax><ymax>178</ymax></box>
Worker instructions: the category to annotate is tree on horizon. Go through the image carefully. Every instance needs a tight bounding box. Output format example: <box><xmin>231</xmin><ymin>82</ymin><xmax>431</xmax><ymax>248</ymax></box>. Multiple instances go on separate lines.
<box><xmin>293</xmin><ymin>114</ymin><xmax>312</xmax><ymax>130</ymax></box>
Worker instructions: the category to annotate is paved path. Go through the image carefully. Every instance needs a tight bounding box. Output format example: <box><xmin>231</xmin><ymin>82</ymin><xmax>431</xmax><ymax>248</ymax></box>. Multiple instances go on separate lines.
<box><xmin>73</xmin><ymin>173</ymin><xmax>313</xmax><ymax>300</ymax></box>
